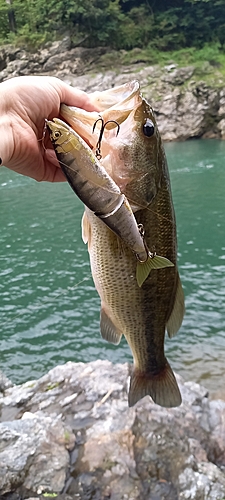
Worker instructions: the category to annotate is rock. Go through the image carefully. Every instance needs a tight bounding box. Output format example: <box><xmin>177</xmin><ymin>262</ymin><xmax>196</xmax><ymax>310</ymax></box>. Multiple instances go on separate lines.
<box><xmin>43</xmin><ymin>53</ymin><xmax>72</xmax><ymax>72</ymax></box>
<box><xmin>217</xmin><ymin>118</ymin><xmax>225</xmax><ymax>138</ymax></box>
<box><xmin>162</xmin><ymin>65</ymin><xmax>195</xmax><ymax>85</ymax></box>
<box><xmin>46</xmin><ymin>36</ymin><xmax>72</xmax><ymax>55</ymax></box>
<box><xmin>35</xmin><ymin>36</ymin><xmax>72</xmax><ymax>67</ymax></box>
<box><xmin>0</xmin><ymin>412</ymin><xmax>70</xmax><ymax>495</ymax></box>
<box><xmin>0</xmin><ymin>49</ymin><xmax>7</xmax><ymax>72</ymax></box>
<box><xmin>0</xmin><ymin>361</ymin><xmax>225</xmax><ymax>499</ymax></box>
<box><xmin>0</xmin><ymin>370</ymin><xmax>14</xmax><ymax>393</ymax></box>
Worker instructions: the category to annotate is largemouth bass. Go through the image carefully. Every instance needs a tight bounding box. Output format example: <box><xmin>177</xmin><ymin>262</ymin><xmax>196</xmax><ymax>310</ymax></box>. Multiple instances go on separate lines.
<box><xmin>59</xmin><ymin>81</ymin><xmax>185</xmax><ymax>408</ymax></box>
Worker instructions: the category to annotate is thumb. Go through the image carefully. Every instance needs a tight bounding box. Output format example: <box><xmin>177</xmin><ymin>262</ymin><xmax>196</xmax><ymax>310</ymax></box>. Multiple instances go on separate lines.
<box><xmin>53</xmin><ymin>79</ymin><xmax>99</xmax><ymax>112</ymax></box>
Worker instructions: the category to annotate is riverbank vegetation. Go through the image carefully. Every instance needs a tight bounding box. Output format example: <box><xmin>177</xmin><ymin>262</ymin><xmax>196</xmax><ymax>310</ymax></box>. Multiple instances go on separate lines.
<box><xmin>0</xmin><ymin>0</ymin><xmax>225</xmax><ymax>68</ymax></box>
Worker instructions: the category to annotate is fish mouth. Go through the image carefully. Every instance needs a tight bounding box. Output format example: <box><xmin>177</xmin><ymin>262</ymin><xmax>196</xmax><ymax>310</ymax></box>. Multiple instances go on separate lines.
<box><xmin>60</xmin><ymin>80</ymin><xmax>142</xmax><ymax>150</ymax></box>
<box><xmin>87</xmin><ymin>80</ymin><xmax>140</xmax><ymax>111</ymax></box>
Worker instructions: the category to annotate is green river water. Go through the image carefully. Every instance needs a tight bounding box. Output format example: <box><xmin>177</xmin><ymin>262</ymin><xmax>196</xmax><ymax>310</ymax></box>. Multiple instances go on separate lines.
<box><xmin>0</xmin><ymin>139</ymin><xmax>225</xmax><ymax>397</ymax></box>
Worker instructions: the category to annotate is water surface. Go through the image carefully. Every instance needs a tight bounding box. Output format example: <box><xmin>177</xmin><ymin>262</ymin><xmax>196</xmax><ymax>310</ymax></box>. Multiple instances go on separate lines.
<box><xmin>0</xmin><ymin>139</ymin><xmax>225</xmax><ymax>397</ymax></box>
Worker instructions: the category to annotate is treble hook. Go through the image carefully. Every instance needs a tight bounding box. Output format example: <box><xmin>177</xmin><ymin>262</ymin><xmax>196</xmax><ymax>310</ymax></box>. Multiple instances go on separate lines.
<box><xmin>137</xmin><ymin>223</ymin><xmax>155</xmax><ymax>260</ymax></box>
<box><xmin>92</xmin><ymin>117</ymin><xmax>120</xmax><ymax>160</ymax></box>
<box><xmin>104</xmin><ymin>120</ymin><xmax>120</xmax><ymax>135</ymax></box>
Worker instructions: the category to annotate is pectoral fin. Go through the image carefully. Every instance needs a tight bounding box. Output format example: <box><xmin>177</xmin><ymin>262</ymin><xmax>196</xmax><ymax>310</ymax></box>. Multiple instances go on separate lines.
<box><xmin>166</xmin><ymin>274</ymin><xmax>185</xmax><ymax>338</ymax></box>
<box><xmin>100</xmin><ymin>308</ymin><xmax>122</xmax><ymax>345</ymax></box>
<box><xmin>136</xmin><ymin>255</ymin><xmax>174</xmax><ymax>288</ymax></box>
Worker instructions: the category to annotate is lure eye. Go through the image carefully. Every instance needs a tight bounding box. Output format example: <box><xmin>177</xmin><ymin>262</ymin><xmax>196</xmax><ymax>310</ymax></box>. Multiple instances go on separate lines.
<box><xmin>54</xmin><ymin>130</ymin><xmax>61</xmax><ymax>139</ymax></box>
<box><xmin>143</xmin><ymin>119</ymin><xmax>155</xmax><ymax>138</ymax></box>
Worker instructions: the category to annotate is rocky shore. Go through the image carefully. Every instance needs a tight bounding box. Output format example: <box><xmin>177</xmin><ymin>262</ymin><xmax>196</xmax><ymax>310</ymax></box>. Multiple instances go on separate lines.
<box><xmin>1</xmin><ymin>37</ymin><xmax>225</xmax><ymax>141</ymax></box>
<box><xmin>1</xmin><ymin>360</ymin><xmax>225</xmax><ymax>500</ymax></box>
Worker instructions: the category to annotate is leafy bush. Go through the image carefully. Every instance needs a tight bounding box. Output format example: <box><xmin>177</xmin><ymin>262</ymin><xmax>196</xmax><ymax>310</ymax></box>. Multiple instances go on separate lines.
<box><xmin>0</xmin><ymin>0</ymin><xmax>225</xmax><ymax>52</ymax></box>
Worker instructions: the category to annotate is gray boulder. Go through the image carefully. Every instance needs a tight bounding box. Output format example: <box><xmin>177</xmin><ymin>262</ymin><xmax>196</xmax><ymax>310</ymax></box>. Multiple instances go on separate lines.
<box><xmin>0</xmin><ymin>360</ymin><xmax>225</xmax><ymax>499</ymax></box>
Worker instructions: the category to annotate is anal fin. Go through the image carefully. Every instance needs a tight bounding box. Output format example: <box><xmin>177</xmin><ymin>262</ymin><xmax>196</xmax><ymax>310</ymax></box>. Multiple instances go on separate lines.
<box><xmin>128</xmin><ymin>361</ymin><xmax>182</xmax><ymax>408</ymax></box>
<box><xmin>100</xmin><ymin>308</ymin><xmax>122</xmax><ymax>345</ymax></box>
<box><xmin>166</xmin><ymin>274</ymin><xmax>185</xmax><ymax>338</ymax></box>
<box><xmin>136</xmin><ymin>255</ymin><xmax>174</xmax><ymax>288</ymax></box>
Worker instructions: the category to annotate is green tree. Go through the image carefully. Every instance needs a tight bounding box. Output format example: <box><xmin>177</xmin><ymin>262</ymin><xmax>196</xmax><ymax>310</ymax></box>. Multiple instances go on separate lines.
<box><xmin>0</xmin><ymin>0</ymin><xmax>225</xmax><ymax>51</ymax></box>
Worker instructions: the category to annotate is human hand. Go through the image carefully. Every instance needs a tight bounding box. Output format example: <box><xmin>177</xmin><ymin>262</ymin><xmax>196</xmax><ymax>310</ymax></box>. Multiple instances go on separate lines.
<box><xmin>0</xmin><ymin>76</ymin><xmax>97</xmax><ymax>182</ymax></box>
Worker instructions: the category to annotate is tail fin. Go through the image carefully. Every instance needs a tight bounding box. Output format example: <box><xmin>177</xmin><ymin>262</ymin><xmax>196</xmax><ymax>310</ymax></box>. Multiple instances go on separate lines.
<box><xmin>136</xmin><ymin>255</ymin><xmax>174</xmax><ymax>288</ymax></box>
<box><xmin>128</xmin><ymin>362</ymin><xmax>181</xmax><ymax>408</ymax></box>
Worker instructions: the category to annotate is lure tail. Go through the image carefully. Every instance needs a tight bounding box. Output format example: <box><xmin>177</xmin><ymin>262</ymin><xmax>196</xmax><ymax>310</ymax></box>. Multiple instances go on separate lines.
<box><xmin>136</xmin><ymin>255</ymin><xmax>174</xmax><ymax>287</ymax></box>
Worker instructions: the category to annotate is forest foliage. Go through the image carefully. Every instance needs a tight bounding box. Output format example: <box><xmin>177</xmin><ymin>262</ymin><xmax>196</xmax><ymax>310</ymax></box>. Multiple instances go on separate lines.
<box><xmin>0</xmin><ymin>0</ymin><xmax>225</xmax><ymax>54</ymax></box>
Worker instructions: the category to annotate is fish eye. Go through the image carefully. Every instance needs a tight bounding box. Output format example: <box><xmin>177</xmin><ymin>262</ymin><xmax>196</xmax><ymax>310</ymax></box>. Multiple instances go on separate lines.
<box><xmin>143</xmin><ymin>119</ymin><xmax>155</xmax><ymax>138</ymax></box>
